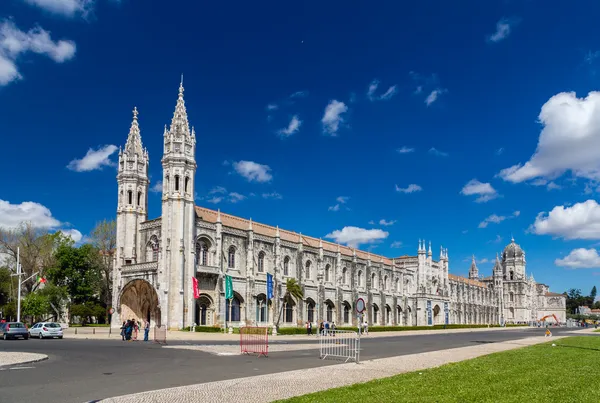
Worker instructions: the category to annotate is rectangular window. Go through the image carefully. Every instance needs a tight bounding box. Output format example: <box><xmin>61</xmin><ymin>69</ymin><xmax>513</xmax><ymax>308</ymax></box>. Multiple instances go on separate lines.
<box><xmin>175</xmin><ymin>176</ymin><xmax>180</xmax><ymax>191</ymax></box>
<box><xmin>128</xmin><ymin>191</ymin><xmax>132</xmax><ymax>205</ymax></box>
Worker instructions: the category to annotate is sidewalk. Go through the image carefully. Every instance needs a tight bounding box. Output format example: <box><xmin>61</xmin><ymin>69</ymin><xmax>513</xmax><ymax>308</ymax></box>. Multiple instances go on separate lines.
<box><xmin>101</xmin><ymin>333</ymin><xmax>574</xmax><ymax>403</ymax></box>
<box><xmin>63</xmin><ymin>325</ymin><xmax>535</xmax><ymax>342</ymax></box>
<box><xmin>0</xmin><ymin>352</ymin><xmax>48</xmax><ymax>369</ymax></box>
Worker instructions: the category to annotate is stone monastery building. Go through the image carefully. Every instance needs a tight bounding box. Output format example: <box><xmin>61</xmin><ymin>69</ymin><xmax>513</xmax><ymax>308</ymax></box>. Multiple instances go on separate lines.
<box><xmin>111</xmin><ymin>81</ymin><xmax>567</xmax><ymax>330</ymax></box>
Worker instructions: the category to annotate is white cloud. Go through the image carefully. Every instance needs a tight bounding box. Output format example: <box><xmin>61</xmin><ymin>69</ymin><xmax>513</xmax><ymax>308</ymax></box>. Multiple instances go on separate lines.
<box><xmin>487</xmin><ymin>18</ymin><xmax>516</xmax><ymax>43</ymax></box>
<box><xmin>262</xmin><ymin>192</ymin><xmax>282</xmax><ymax>200</ymax></box>
<box><xmin>290</xmin><ymin>90</ymin><xmax>308</xmax><ymax>98</ymax></box>
<box><xmin>60</xmin><ymin>228</ymin><xmax>83</xmax><ymax>243</ymax></box>
<box><xmin>228</xmin><ymin>192</ymin><xmax>246</xmax><ymax>203</ymax></box>
<box><xmin>379</xmin><ymin>219</ymin><xmax>396</xmax><ymax>226</ymax></box>
<box><xmin>24</xmin><ymin>0</ymin><xmax>94</xmax><ymax>17</ymax></box>
<box><xmin>396</xmin><ymin>146</ymin><xmax>415</xmax><ymax>154</ymax></box>
<box><xmin>266</xmin><ymin>104</ymin><xmax>278</xmax><ymax>111</ymax></box>
<box><xmin>67</xmin><ymin>144</ymin><xmax>118</xmax><ymax>172</ymax></box>
<box><xmin>425</xmin><ymin>88</ymin><xmax>446</xmax><ymax>106</ymax></box>
<box><xmin>460</xmin><ymin>179</ymin><xmax>499</xmax><ymax>203</ymax></box>
<box><xmin>150</xmin><ymin>180</ymin><xmax>162</xmax><ymax>193</ymax></box>
<box><xmin>0</xmin><ymin>21</ymin><xmax>76</xmax><ymax>86</ymax></box>
<box><xmin>232</xmin><ymin>160</ymin><xmax>273</xmax><ymax>183</ymax></box>
<box><xmin>479</xmin><ymin>211</ymin><xmax>520</xmax><ymax>228</ymax></box>
<box><xmin>499</xmin><ymin>92</ymin><xmax>600</xmax><ymax>184</ymax></box>
<box><xmin>530</xmin><ymin>200</ymin><xmax>600</xmax><ymax>240</ymax></box>
<box><xmin>487</xmin><ymin>235</ymin><xmax>503</xmax><ymax>244</ymax></box>
<box><xmin>428</xmin><ymin>147</ymin><xmax>448</xmax><ymax>157</ymax></box>
<box><xmin>496</xmin><ymin>148</ymin><xmax>504</xmax><ymax>155</ymax></box>
<box><xmin>325</xmin><ymin>226</ymin><xmax>389</xmax><ymax>248</ymax></box>
<box><xmin>390</xmin><ymin>241</ymin><xmax>403</xmax><ymax>248</ymax></box>
<box><xmin>0</xmin><ymin>199</ymin><xmax>62</xmax><ymax>229</ymax></box>
<box><xmin>278</xmin><ymin>115</ymin><xmax>302</xmax><ymax>137</ymax></box>
<box><xmin>209</xmin><ymin>186</ymin><xmax>227</xmax><ymax>194</ymax></box>
<box><xmin>367</xmin><ymin>79</ymin><xmax>397</xmax><ymax>101</ymax></box>
<box><xmin>395</xmin><ymin>184</ymin><xmax>422</xmax><ymax>193</ymax></box>
<box><xmin>207</xmin><ymin>196</ymin><xmax>223</xmax><ymax>204</ymax></box>
<box><xmin>328</xmin><ymin>196</ymin><xmax>349</xmax><ymax>212</ymax></box>
<box><xmin>556</xmin><ymin>248</ymin><xmax>600</xmax><ymax>269</ymax></box>
<box><xmin>321</xmin><ymin>100</ymin><xmax>348</xmax><ymax>135</ymax></box>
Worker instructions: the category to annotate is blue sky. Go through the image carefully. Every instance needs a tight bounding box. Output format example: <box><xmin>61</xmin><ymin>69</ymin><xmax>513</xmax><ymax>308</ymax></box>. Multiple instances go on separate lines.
<box><xmin>1</xmin><ymin>0</ymin><xmax>600</xmax><ymax>295</ymax></box>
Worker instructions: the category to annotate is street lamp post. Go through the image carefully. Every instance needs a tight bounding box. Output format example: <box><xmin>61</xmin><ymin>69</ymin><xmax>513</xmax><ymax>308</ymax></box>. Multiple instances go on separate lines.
<box><xmin>11</xmin><ymin>247</ymin><xmax>40</xmax><ymax>323</ymax></box>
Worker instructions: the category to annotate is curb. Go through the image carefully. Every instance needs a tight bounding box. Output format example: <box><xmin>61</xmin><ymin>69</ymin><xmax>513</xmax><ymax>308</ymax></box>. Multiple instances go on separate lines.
<box><xmin>0</xmin><ymin>354</ymin><xmax>49</xmax><ymax>369</ymax></box>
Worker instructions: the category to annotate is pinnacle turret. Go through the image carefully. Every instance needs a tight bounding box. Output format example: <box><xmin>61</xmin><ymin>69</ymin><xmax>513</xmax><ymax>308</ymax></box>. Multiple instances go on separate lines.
<box><xmin>124</xmin><ymin>107</ymin><xmax>145</xmax><ymax>157</ymax></box>
<box><xmin>169</xmin><ymin>75</ymin><xmax>191</xmax><ymax>138</ymax></box>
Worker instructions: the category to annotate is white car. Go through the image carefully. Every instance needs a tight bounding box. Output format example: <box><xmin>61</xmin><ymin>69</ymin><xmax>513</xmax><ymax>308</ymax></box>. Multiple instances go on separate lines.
<box><xmin>29</xmin><ymin>322</ymin><xmax>63</xmax><ymax>339</ymax></box>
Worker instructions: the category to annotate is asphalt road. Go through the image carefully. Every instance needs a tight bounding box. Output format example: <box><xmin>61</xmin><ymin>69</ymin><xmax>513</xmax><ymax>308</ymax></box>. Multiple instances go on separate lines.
<box><xmin>0</xmin><ymin>327</ymin><xmax>584</xmax><ymax>403</ymax></box>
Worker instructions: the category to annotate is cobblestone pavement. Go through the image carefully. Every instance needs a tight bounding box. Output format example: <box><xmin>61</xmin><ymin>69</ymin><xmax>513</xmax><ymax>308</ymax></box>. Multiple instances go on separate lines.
<box><xmin>163</xmin><ymin>343</ymin><xmax>319</xmax><ymax>355</ymax></box>
<box><xmin>0</xmin><ymin>352</ymin><xmax>48</xmax><ymax>368</ymax></box>
<box><xmin>101</xmin><ymin>334</ymin><xmax>572</xmax><ymax>403</ymax></box>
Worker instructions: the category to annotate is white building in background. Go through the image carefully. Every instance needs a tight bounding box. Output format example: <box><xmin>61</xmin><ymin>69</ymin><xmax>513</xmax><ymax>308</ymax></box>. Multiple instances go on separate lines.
<box><xmin>110</xmin><ymin>81</ymin><xmax>566</xmax><ymax>330</ymax></box>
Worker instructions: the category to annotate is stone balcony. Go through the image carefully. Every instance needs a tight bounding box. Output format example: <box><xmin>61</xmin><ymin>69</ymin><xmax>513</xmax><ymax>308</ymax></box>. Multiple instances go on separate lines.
<box><xmin>197</xmin><ymin>264</ymin><xmax>221</xmax><ymax>275</ymax></box>
<box><xmin>122</xmin><ymin>261</ymin><xmax>158</xmax><ymax>275</ymax></box>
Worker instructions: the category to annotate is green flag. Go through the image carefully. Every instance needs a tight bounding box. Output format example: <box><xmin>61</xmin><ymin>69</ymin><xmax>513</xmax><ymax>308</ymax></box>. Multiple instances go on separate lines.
<box><xmin>225</xmin><ymin>275</ymin><xmax>233</xmax><ymax>300</ymax></box>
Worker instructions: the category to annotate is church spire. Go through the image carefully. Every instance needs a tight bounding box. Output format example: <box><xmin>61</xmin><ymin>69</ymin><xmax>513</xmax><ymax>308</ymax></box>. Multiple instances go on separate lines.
<box><xmin>169</xmin><ymin>75</ymin><xmax>191</xmax><ymax>137</ymax></box>
<box><xmin>124</xmin><ymin>107</ymin><xmax>144</xmax><ymax>157</ymax></box>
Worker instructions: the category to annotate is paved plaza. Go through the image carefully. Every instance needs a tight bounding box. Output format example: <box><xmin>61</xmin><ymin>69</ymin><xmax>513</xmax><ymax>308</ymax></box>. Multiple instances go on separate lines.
<box><xmin>0</xmin><ymin>327</ymin><xmax>589</xmax><ymax>403</ymax></box>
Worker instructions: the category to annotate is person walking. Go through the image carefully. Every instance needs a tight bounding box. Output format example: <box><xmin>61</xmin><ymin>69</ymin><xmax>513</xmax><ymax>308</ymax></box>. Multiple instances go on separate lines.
<box><xmin>144</xmin><ymin>320</ymin><xmax>150</xmax><ymax>342</ymax></box>
<box><xmin>120</xmin><ymin>321</ymin><xmax>126</xmax><ymax>341</ymax></box>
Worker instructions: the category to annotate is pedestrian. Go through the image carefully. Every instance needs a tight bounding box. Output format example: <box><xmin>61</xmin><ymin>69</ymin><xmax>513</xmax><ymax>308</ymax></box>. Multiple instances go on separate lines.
<box><xmin>144</xmin><ymin>320</ymin><xmax>150</xmax><ymax>342</ymax></box>
<box><xmin>306</xmin><ymin>321</ymin><xmax>310</xmax><ymax>336</ymax></box>
<box><xmin>319</xmin><ymin>321</ymin><xmax>324</xmax><ymax>336</ymax></box>
<box><xmin>133</xmin><ymin>320</ymin><xmax>139</xmax><ymax>340</ymax></box>
<box><xmin>120</xmin><ymin>321</ymin><xmax>126</xmax><ymax>341</ymax></box>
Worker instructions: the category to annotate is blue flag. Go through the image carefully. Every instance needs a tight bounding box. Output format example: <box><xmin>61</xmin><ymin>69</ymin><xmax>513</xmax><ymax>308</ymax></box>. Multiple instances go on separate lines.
<box><xmin>266</xmin><ymin>273</ymin><xmax>273</xmax><ymax>300</ymax></box>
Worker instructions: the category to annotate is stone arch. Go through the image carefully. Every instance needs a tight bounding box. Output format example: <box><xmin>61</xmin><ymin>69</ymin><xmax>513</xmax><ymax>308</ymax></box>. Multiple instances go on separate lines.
<box><xmin>325</xmin><ymin>264</ymin><xmax>331</xmax><ymax>282</ymax></box>
<box><xmin>283</xmin><ymin>293</ymin><xmax>297</xmax><ymax>323</ymax></box>
<box><xmin>283</xmin><ymin>256</ymin><xmax>290</xmax><ymax>276</ymax></box>
<box><xmin>385</xmin><ymin>304</ymin><xmax>392</xmax><ymax>325</ymax></box>
<box><xmin>226</xmin><ymin>291</ymin><xmax>244</xmax><ymax>323</ymax></box>
<box><xmin>324</xmin><ymin>299</ymin><xmax>335</xmax><ymax>322</ymax></box>
<box><xmin>433</xmin><ymin>305</ymin><xmax>441</xmax><ymax>325</ymax></box>
<box><xmin>195</xmin><ymin>236</ymin><xmax>214</xmax><ymax>266</ymax></box>
<box><xmin>342</xmin><ymin>301</ymin><xmax>351</xmax><ymax>324</ymax></box>
<box><xmin>397</xmin><ymin>305</ymin><xmax>403</xmax><ymax>326</ymax></box>
<box><xmin>195</xmin><ymin>294</ymin><xmax>214</xmax><ymax>326</ymax></box>
<box><xmin>255</xmin><ymin>293</ymin><xmax>271</xmax><ymax>323</ymax></box>
<box><xmin>118</xmin><ymin>279</ymin><xmax>161</xmax><ymax>327</ymax></box>
<box><xmin>305</xmin><ymin>297</ymin><xmax>316</xmax><ymax>323</ymax></box>
<box><xmin>146</xmin><ymin>235</ymin><xmax>159</xmax><ymax>262</ymax></box>
<box><xmin>372</xmin><ymin>303</ymin><xmax>380</xmax><ymax>324</ymax></box>
<box><xmin>342</xmin><ymin>267</ymin><xmax>348</xmax><ymax>285</ymax></box>
<box><xmin>305</xmin><ymin>260</ymin><xmax>312</xmax><ymax>280</ymax></box>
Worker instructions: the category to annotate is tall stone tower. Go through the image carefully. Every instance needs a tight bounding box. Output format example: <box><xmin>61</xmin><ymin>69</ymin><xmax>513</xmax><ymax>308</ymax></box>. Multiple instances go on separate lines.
<box><xmin>502</xmin><ymin>237</ymin><xmax>526</xmax><ymax>281</ymax></box>
<box><xmin>160</xmin><ymin>78</ymin><xmax>197</xmax><ymax>329</ymax></box>
<box><xmin>115</xmin><ymin>107</ymin><xmax>149</xmax><ymax>267</ymax></box>
<box><xmin>468</xmin><ymin>255</ymin><xmax>479</xmax><ymax>280</ymax></box>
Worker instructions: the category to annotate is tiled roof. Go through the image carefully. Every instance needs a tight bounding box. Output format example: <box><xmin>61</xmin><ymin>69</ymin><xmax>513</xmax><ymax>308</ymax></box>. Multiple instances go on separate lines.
<box><xmin>194</xmin><ymin>206</ymin><xmax>394</xmax><ymax>265</ymax></box>
<box><xmin>448</xmin><ymin>273</ymin><xmax>487</xmax><ymax>288</ymax></box>
<box><xmin>545</xmin><ymin>292</ymin><xmax>565</xmax><ymax>297</ymax></box>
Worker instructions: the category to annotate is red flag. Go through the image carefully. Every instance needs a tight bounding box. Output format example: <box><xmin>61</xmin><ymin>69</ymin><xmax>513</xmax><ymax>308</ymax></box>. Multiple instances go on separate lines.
<box><xmin>192</xmin><ymin>276</ymin><xmax>199</xmax><ymax>299</ymax></box>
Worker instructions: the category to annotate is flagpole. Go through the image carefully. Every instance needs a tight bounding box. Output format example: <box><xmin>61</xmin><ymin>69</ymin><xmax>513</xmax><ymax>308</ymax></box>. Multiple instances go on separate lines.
<box><xmin>16</xmin><ymin>247</ymin><xmax>21</xmax><ymax>323</ymax></box>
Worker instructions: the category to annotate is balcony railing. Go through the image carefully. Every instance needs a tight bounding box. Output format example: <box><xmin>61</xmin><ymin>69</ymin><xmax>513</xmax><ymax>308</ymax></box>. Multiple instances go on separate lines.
<box><xmin>122</xmin><ymin>261</ymin><xmax>158</xmax><ymax>274</ymax></box>
<box><xmin>197</xmin><ymin>264</ymin><xmax>220</xmax><ymax>275</ymax></box>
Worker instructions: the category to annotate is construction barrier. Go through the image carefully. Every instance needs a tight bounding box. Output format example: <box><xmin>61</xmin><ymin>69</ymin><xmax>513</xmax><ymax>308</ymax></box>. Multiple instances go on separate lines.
<box><xmin>154</xmin><ymin>325</ymin><xmax>167</xmax><ymax>345</ymax></box>
<box><xmin>319</xmin><ymin>329</ymin><xmax>360</xmax><ymax>363</ymax></box>
<box><xmin>240</xmin><ymin>326</ymin><xmax>268</xmax><ymax>357</ymax></box>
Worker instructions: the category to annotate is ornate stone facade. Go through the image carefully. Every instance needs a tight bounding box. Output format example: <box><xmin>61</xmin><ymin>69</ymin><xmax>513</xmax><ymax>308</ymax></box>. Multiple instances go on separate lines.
<box><xmin>110</xmin><ymin>82</ymin><xmax>566</xmax><ymax>330</ymax></box>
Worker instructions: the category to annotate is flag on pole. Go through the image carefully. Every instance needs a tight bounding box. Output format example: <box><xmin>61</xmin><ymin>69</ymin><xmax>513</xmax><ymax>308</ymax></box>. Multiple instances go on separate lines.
<box><xmin>191</xmin><ymin>276</ymin><xmax>200</xmax><ymax>299</ymax></box>
<box><xmin>37</xmin><ymin>276</ymin><xmax>46</xmax><ymax>284</ymax></box>
<box><xmin>225</xmin><ymin>275</ymin><xmax>233</xmax><ymax>300</ymax></box>
<box><xmin>266</xmin><ymin>273</ymin><xmax>273</xmax><ymax>300</ymax></box>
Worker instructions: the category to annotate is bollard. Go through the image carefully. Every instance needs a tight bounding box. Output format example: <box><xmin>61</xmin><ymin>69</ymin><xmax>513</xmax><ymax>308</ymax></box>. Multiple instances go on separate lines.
<box><xmin>109</xmin><ymin>327</ymin><xmax>112</xmax><ymax>336</ymax></box>
<box><xmin>93</xmin><ymin>328</ymin><xmax>96</xmax><ymax>335</ymax></box>
<box><xmin>75</xmin><ymin>328</ymin><xmax>77</xmax><ymax>335</ymax></box>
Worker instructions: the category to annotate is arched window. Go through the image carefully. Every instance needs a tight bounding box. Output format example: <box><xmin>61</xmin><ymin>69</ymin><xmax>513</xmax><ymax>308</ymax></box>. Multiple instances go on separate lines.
<box><xmin>305</xmin><ymin>261</ymin><xmax>311</xmax><ymax>280</ymax></box>
<box><xmin>384</xmin><ymin>275</ymin><xmax>389</xmax><ymax>291</ymax></box>
<box><xmin>284</xmin><ymin>296</ymin><xmax>295</xmax><ymax>323</ymax></box>
<box><xmin>343</xmin><ymin>302</ymin><xmax>351</xmax><ymax>324</ymax></box>
<box><xmin>373</xmin><ymin>304</ymin><xmax>379</xmax><ymax>323</ymax></box>
<box><xmin>146</xmin><ymin>236</ymin><xmax>159</xmax><ymax>262</ymax></box>
<box><xmin>358</xmin><ymin>270</ymin><xmax>363</xmax><ymax>287</ymax></box>
<box><xmin>342</xmin><ymin>267</ymin><xmax>347</xmax><ymax>285</ymax></box>
<box><xmin>175</xmin><ymin>175</ymin><xmax>180</xmax><ymax>191</ymax></box>
<box><xmin>226</xmin><ymin>295</ymin><xmax>241</xmax><ymax>322</ymax></box>
<box><xmin>257</xmin><ymin>251</ymin><xmax>265</xmax><ymax>273</ymax></box>
<box><xmin>510</xmin><ymin>271</ymin><xmax>514</xmax><ymax>280</ymax></box>
<box><xmin>228</xmin><ymin>246</ymin><xmax>235</xmax><ymax>269</ymax></box>
<box><xmin>283</xmin><ymin>256</ymin><xmax>290</xmax><ymax>276</ymax></box>
<box><xmin>137</xmin><ymin>191</ymin><xmax>142</xmax><ymax>206</ymax></box>
<box><xmin>165</xmin><ymin>175</ymin><xmax>169</xmax><ymax>192</ymax></box>
<box><xmin>325</xmin><ymin>264</ymin><xmax>331</xmax><ymax>282</ymax></box>
<box><xmin>509</xmin><ymin>292</ymin><xmax>514</xmax><ymax>302</ymax></box>
<box><xmin>196</xmin><ymin>240</ymin><xmax>209</xmax><ymax>266</ymax></box>
<box><xmin>128</xmin><ymin>190</ymin><xmax>133</xmax><ymax>205</ymax></box>
<box><xmin>184</xmin><ymin>177</ymin><xmax>190</xmax><ymax>193</ymax></box>
<box><xmin>256</xmin><ymin>294</ymin><xmax>268</xmax><ymax>322</ymax></box>
<box><xmin>371</xmin><ymin>273</ymin><xmax>377</xmax><ymax>289</ymax></box>
<box><xmin>396</xmin><ymin>278</ymin><xmax>400</xmax><ymax>293</ymax></box>
<box><xmin>325</xmin><ymin>300</ymin><xmax>334</xmax><ymax>322</ymax></box>
<box><xmin>306</xmin><ymin>299</ymin><xmax>315</xmax><ymax>323</ymax></box>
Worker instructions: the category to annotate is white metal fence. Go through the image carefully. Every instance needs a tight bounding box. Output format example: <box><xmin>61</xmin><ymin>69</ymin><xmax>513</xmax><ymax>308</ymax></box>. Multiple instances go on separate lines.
<box><xmin>319</xmin><ymin>329</ymin><xmax>360</xmax><ymax>363</ymax></box>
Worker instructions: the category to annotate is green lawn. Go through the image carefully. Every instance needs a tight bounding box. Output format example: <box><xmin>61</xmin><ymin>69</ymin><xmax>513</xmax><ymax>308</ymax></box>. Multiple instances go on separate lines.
<box><xmin>280</xmin><ymin>336</ymin><xmax>600</xmax><ymax>403</ymax></box>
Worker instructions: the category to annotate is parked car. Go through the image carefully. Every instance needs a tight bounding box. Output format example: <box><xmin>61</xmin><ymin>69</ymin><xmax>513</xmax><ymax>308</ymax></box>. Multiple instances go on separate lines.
<box><xmin>29</xmin><ymin>322</ymin><xmax>63</xmax><ymax>339</ymax></box>
<box><xmin>0</xmin><ymin>322</ymin><xmax>29</xmax><ymax>340</ymax></box>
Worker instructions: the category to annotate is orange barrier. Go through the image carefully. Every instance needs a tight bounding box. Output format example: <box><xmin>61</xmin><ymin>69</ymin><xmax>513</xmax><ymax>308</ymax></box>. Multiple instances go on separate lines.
<box><xmin>240</xmin><ymin>326</ymin><xmax>268</xmax><ymax>357</ymax></box>
<box><xmin>154</xmin><ymin>325</ymin><xmax>167</xmax><ymax>345</ymax></box>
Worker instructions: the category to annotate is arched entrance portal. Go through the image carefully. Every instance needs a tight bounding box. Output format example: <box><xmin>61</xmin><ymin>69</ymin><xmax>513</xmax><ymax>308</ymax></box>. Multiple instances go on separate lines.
<box><xmin>433</xmin><ymin>305</ymin><xmax>441</xmax><ymax>325</ymax></box>
<box><xmin>119</xmin><ymin>279</ymin><xmax>161</xmax><ymax>326</ymax></box>
<box><xmin>195</xmin><ymin>294</ymin><xmax>214</xmax><ymax>326</ymax></box>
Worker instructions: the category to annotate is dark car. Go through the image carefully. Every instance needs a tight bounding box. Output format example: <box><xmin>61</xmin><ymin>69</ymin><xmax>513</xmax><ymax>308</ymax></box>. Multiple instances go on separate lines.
<box><xmin>0</xmin><ymin>322</ymin><xmax>29</xmax><ymax>340</ymax></box>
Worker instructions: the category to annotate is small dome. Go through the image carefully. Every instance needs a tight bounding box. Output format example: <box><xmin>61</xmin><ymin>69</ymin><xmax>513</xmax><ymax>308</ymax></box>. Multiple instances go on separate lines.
<box><xmin>503</xmin><ymin>237</ymin><xmax>524</xmax><ymax>259</ymax></box>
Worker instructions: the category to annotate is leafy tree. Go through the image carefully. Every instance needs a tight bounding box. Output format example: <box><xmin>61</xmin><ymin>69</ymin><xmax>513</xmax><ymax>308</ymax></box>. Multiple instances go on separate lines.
<box><xmin>22</xmin><ymin>292</ymin><xmax>50</xmax><ymax>320</ymax></box>
<box><xmin>38</xmin><ymin>284</ymin><xmax>69</xmax><ymax>321</ymax></box>
<box><xmin>0</xmin><ymin>267</ymin><xmax>14</xmax><ymax>306</ymax></box>
<box><xmin>47</xmin><ymin>243</ymin><xmax>103</xmax><ymax>306</ymax></box>
<box><xmin>89</xmin><ymin>219</ymin><xmax>116</xmax><ymax>309</ymax></box>
<box><xmin>70</xmin><ymin>302</ymin><xmax>106</xmax><ymax>325</ymax></box>
<box><xmin>591</xmin><ymin>286</ymin><xmax>597</xmax><ymax>302</ymax></box>
<box><xmin>275</xmin><ymin>278</ymin><xmax>304</xmax><ymax>331</ymax></box>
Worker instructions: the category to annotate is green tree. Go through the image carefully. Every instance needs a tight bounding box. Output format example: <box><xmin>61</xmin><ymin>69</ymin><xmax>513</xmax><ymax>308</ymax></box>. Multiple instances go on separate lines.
<box><xmin>38</xmin><ymin>284</ymin><xmax>69</xmax><ymax>321</ymax></box>
<box><xmin>47</xmin><ymin>243</ymin><xmax>103</xmax><ymax>306</ymax></box>
<box><xmin>275</xmin><ymin>278</ymin><xmax>304</xmax><ymax>331</ymax></box>
<box><xmin>591</xmin><ymin>286</ymin><xmax>597</xmax><ymax>302</ymax></box>
<box><xmin>22</xmin><ymin>292</ymin><xmax>50</xmax><ymax>321</ymax></box>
